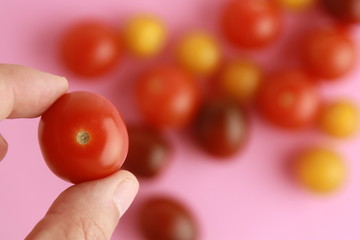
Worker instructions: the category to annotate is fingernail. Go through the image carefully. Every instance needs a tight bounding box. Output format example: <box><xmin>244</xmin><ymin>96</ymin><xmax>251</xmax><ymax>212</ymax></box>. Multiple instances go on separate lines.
<box><xmin>113</xmin><ymin>179</ymin><xmax>138</xmax><ymax>217</ymax></box>
<box><xmin>0</xmin><ymin>134</ymin><xmax>8</xmax><ymax>161</ymax></box>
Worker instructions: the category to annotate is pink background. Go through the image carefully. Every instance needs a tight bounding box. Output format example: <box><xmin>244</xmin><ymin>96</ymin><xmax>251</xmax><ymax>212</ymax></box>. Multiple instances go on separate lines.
<box><xmin>1</xmin><ymin>0</ymin><xmax>360</xmax><ymax>239</ymax></box>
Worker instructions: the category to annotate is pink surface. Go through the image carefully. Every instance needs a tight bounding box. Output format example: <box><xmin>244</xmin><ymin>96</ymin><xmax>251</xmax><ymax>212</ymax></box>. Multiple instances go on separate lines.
<box><xmin>1</xmin><ymin>0</ymin><xmax>360</xmax><ymax>239</ymax></box>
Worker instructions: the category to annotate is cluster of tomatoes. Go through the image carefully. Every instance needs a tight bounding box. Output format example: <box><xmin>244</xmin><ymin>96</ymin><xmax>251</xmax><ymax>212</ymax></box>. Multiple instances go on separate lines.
<box><xmin>38</xmin><ymin>0</ymin><xmax>359</xmax><ymax>239</ymax></box>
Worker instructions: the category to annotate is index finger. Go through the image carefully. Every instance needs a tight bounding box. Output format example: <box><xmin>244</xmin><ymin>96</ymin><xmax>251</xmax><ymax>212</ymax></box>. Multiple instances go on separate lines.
<box><xmin>0</xmin><ymin>64</ymin><xmax>68</xmax><ymax>119</ymax></box>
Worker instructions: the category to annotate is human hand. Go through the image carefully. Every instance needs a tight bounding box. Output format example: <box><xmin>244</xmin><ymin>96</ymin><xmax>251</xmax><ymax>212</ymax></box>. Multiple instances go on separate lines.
<box><xmin>0</xmin><ymin>64</ymin><xmax>139</xmax><ymax>240</ymax></box>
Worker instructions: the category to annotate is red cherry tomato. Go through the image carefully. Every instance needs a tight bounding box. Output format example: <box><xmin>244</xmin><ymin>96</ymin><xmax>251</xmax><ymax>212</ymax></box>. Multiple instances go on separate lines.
<box><xmin>38</xmin><ymin>91</ymin><xmax>128</xmax><ymax>184</ymax></box>
<box><xmin>140</xmin><ymin>197</ymin><xmax>198</xmax><ymax>240</ymax></box>
<box><xmin>61</xmin><ymin>21</ymin><xmax>121</xmax><ymax>77</ymax></box>
<box><xmin>302</xmin><ymin>28</ymin><xmax>356</xmax><ymax>80</ymax></box>
<box><xmin>222</xmin><ymin>0</ymin><xmax>282</xmax><ymax>49</ymax></box>
<box><xmin>136</xmin><ymin>65</ymin><xmax>200</xmax><ymax>128</ymax></box>
<box><xmin>257</xmin><ymin>70</ymin><xmax>320</xmax><ymax>129</ymax></box>
<box><xmin>123</xmin><ymin>125</ymin><xmax>171</xmax><ymax>178</ymax></box>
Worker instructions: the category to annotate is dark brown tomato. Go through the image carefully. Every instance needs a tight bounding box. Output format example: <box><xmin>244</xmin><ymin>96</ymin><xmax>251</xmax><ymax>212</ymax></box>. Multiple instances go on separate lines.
<box><xmin>139</xmin><ymin>197</ymin><xmax>198</xmax><ymax>240</ymax></box>
<box><xmin>321</xmin><ymin>0</ymin><xmax>360</xmax><ymax>23</ymax></box>
<box><xmin>193</xmin><ymin>100</ymin><xmax>248</xmax><ymax>157</ymax></box>
<box><xmin>122</xmin><ymin>125</ymin><xmax>171</xmax><ymax>178</ymax></box>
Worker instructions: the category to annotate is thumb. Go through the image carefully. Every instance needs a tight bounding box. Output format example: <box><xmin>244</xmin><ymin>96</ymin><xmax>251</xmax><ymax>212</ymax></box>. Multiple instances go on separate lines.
<box><xmin>26</xmin><ymin>170</ymin><xmax>139</xmax><ymax>240</ymax></box>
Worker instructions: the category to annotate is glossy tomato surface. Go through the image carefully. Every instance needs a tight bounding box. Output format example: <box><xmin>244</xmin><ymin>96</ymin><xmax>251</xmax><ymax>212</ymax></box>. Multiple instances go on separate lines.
<box><xmin>123</xmin><ymin>125</ymin><xmax>171</xmax><ymax>178</ymax></box>
<box><xmin>193</xmin><ymin>99</ymin><xmax>248</xmax><ymax>157</ymax></box>
<box><xmin>61</xmin><ymin>21</ymin><xmax>121</xmax><ymax>77</ymax></box>
<box><xmin>139</xmin><ymin>197</ymin><xmax>198</xmax><ymax>240</ymax></box>
<box><xmin>222</xmin><ymin>0</ymin><xmax>282</xmax><ymax>49</ymax></box>
<box><xmin>136</xmin><ymin>65</ymin><xmax>200</xmax><ymax>128</ymax></box>
<box><xmin>257</xmin><ymin>70</ymin><xmax>320</xmax><ymax>129</ymax></box>
<box><xmin>321</xmin><ymin>0</ymin><xmax>360</xmax><ymax>23</ymax></box>
<box><xmin>38</xmin><ymin>91</ymin><xmax>128</xmax><ymax>184</ymax></box>
<box><xmin>302</xmin><ymin>28</ymin><xmax>356</xmax><ymax>80</ymax></box>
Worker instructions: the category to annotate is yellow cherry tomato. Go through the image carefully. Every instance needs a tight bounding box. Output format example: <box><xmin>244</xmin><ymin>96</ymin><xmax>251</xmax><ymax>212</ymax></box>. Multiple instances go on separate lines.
<box><xmin>219</xmin><ymin>60</ymin><xmax>262</xmax><ymax>103</ymax></box>
<box><xmin>294</xmin><ymin>148</ymin><xmax>347</xmax><ymax>193</ymax></box>
<box><xmin>279</xmin><ymin>0</ymin><xmax>314</xmax><ymax>10</ymax></box>
<box><xmin>124</xmin><ymin>15</ymin><xmax>166</xmax><ymax>57</ymax></box>
<box><xmin>176</xmin><ymin>32</ymin><xmax>220</xmax><ymax>75</ymax></box>
<box><xmin>319</xmin><ymin>100</ymin><xmax>358</xmax><ymax>138</ymax></box>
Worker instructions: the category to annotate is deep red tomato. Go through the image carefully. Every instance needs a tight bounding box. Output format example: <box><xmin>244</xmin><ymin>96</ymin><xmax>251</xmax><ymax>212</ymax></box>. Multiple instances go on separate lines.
<box><xmin>193</xmin><ymin>99</ymin><xmax>248</xmax><ymax>157</ymax></box>
<box><xmin>38</xmin><ymin>91</ymin><xmax>128</xmax><ymax>184</ymax></box>
<box><xmin>222</xmin><ymin>0</ymin><xmax>282</xmax><ymax>49</ymax></box>
<box><xmin>257</xmin><ymin>70</ymin><xmax>320</xmax><ymax>129</ymax></box>
<box><xmin>136</xmin><ymin>65</ymin><xmax>200</xmax><ymax>128</ymax></box>
<box><xmin>123</xmin><ymin>125</ymin><xmax>171</xmax><ymax>178</ymax></box>
<box><xmin>140</xmin><ymin>197</ymin><xmax>198</xmax><ymax>240</ymax></box>
<box><xmin>321</xmin><ymin>0</ymin><xmax>360</xmax><ymax>23</ymax></box>
<box><xmin>61</xmin><ymin>21</ymin><xmax>121</xmax><ymax>77</ymax></box>
<box><xmin>302</xmin><ymin>28</ymin><xmax>356</xmax><ymax>80</ymax></box>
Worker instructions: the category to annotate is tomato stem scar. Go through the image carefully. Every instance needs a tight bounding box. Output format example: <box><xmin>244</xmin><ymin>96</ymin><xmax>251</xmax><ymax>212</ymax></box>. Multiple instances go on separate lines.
<box><xmin>77</xmin><ymin>130</ymin><xmax>90</xmax><ymax>145</ymax></box>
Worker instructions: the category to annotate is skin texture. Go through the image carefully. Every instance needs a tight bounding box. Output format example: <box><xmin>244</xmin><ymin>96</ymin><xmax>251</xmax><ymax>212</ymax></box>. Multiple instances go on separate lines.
<box><xmin>0</xmin><ymin>64</ymin><xmax>139</xmax><ymax>239</ymax></box>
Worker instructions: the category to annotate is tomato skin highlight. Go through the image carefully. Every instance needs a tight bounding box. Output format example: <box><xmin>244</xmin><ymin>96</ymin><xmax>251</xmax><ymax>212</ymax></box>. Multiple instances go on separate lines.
<box><xmin>38</xmin><ymin>91</ymin><xmax>128</xmax><ymax>184</ymax></box>
<box><xmin>257</xmin><ymin>70</ymin><xmax>320</xmax><ymax>129</ymax></box>
<box><xmin>222</xmin><ymin>0</ymin><xmax>282</xmax><ymax>49</ymax></box>
<box><xmin>136</xmin><ymin>65</ymin><xmax>200</xmax><ymax>129</ymax></box>
<box><xmin>61</xmin><ymin>21</ymin><xmax>121</xmax><ymax>77</ymax></box>
<box><xmin>302</xmin><ymin>28</ymin><xmax>356</xmax><ymax>80</ymax></box>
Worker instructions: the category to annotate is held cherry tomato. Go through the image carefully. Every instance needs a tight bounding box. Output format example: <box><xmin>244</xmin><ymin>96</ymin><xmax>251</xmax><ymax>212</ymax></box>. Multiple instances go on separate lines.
<box><xmin>319</xmin><ymin>100</ymin><xmax>359</xmax><ymax>138</ymax></box>
<box><xmin>38</xmin><ymin>91</ymin><xmax>128</xmax><ymax>184</ymax></box>
<box><xmin>123</xmin><ymin>125</ymin><xmax>171</xmax><ymax>178</ymax></box>
<box><xmin>321</xmin><ymin>0</ymin><xmax>360</xmax><ymax>23</ymax></box>
<box><xmin>123</xmin><ymin>15</ymin><xmax>167</xmax><ymax>58</ymax></box>
<box><xmin>136</xmin><ymin>65</ymin><xmax>200</xmax><ymax>128</ymax></box>
<box><xmin>176</xmin><ymin>32</ymin><xmax>221</xmax><ymax>75</ymax></box>
<box><xmin>294</xmin><ymin>147</ymin><xmax>347</xmax><ymax>193</ymax></box>
<box><xmin>217</xmin><ymin>59</ymin><xmax>262</xmax><ymax>104</ymax></box>
<box><xmin>302</xmin><ymin>28</ymin><xmax>356</xmax><ymax>80</ymax></box>
<box><xmin>61</xmin><ymin>21</ymin><xmax>121</xmax><ymax>77</ymax></box>
<box><xmin>257</xmin><ymin>69</ymin><xmax>320</xmax><ymax>129</ymax></box>
<box><xmin>193</xmin><ymin>99</ymin><xmax>248</xmax><ymax>157</ymax></box>
<box><xmin>222</xmin><ymin>0</ymin><xmax>282</xmax><ymax>49</ymax></box>
<box><xmin>139</xmin><ymin>197</ymin><xmax>198</xmax><ymax>240</ymax></box>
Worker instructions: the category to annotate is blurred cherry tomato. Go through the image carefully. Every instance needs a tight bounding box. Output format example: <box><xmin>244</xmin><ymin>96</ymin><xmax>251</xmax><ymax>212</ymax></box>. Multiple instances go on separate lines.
<box><xmin>222</xmin><ymin>0</ymin><xmax>282</xmax><ymax>49</ymax></box>
<box><xmin>38</xmin><ymin>91</ymin><xmax>128</xmax><ymax>184</ymax></box>
<box><xmin>302</xmin><ymin>28</ymin><xmax>356</xmax><ymax>80</ymax></box>
<box><xmin>176</xmin><ymin>32</ymin><xmax>221</xmax><ymax>75</ymax></box>
<box><xmin>294</xmin><ymin>147</ymin><xmax>347</xmax><ymax>193</ymax></box>
<box><xmin>319</xmin><ymin>100</ymin><xmax>358</xmax><ymax>138</ymax></box>
<box><xmin>124</xmin><ymin>15</ymin><xmax>167</xmax><ymax>58</ymax></box>
<box><xmin>193</xmin><ymin>99</ymin><xmax>248</xmax><ymax>157</ymax></box>
<box><xmin>136</xmin><ymin>65</ymin><xmax>200</xmax><ymax>128</ymax></box>
<box><xmin>321</xmin><ymin>0</ymin><xmax>360</xmax><ymax>23</ymax></box>
<box><xmin>279</xmin><ymin>0</ymin><xmax>314</xmax><ymax>10</ymax></box>
<box><xmin>61</xmin><ymin>21</ymin><xmax>121</xmax><ymax>77</ymax></box>
<box><xmin>122</xmin><ymin>125</ymin><xmax>171</xmax><ymax>178</ymax></box>
<box><xmin>140</xmin><ymin>197</ymin><xmax>198</xmax><ymax>240</ymax></box>
<box><xmin>218</xmin><ymin>59</ymin><xmax>262</xmax><ymax>104</ymax></box>
<box><xmin>257</xmin><ymin>69</ymin><xmax>320</xmax><ymax>129</ymax></box>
